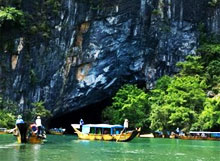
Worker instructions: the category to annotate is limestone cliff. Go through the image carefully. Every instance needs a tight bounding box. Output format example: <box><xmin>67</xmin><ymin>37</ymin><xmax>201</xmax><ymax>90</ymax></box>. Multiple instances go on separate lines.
<box><xmin>0</xmin><ymin>0</ymin><xmax>219</xmax><ymax>116</ymax></box>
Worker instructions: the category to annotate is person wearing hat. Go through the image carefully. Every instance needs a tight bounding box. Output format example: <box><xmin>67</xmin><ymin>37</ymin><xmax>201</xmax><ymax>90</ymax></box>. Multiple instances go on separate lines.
<box><xmin>16</xmin><ymin>115</ymin><xmax>24</xmax><ymax>124</ymax></box>
<box><xmin>35</xmin><ymin>116</ymin><xmax>42</xmax><ymax>136</ymax></box>
<box><xmin>13</xmin><ymin>115</ymin><xmax>24</xmax><ymax>136</ymax></box>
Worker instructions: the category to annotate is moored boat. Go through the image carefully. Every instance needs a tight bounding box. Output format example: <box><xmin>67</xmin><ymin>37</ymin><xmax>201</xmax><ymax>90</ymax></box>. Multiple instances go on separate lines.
<box><xmin>71</xmin><ymin>124</ymin><xmax>139</xmax><ymax>142</ymax></box>
<box><xmin>49</xmin><ymin>128</ymin><xmax>66</xmax><ymax>135</ymax></box>
<box><xmin>139</xmin><ymin>133</ymin><xmax>154</xmax><ymax>138</ymax></box>
<box><xmin>0</xmin><ymin>128</ymin><xmax>7</xmax><ymax>134</ymax></box>
<box><xmin>179</xmin><ymin>131</ymin><xmax>220</xmax><ymax>141</ymax></box>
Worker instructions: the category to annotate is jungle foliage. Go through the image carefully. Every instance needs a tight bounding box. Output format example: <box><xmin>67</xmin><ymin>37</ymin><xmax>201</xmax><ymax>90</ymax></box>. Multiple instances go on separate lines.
<box><xmin>0</xmin><ymin>97</ymin><xmax>52</xmax><ymax>128</ymax></box>
<box><xmin>0</xmin><ymin>6</ymin><xmax>25</xmax><ymax>28</ymax></box>
<box><xmin>102</xmin><ymin>43</ymin><xmax>220</xmax><ymax>132</ymax></box>
<box><xmin>102</xmin><ymin>84</ymin><xmax>150</xmax><ymax>129</ymax></box>
<box><xmin>0</xmin><ymin>96</ymin><xmax>17</xmax><ymax>128</ymax></box>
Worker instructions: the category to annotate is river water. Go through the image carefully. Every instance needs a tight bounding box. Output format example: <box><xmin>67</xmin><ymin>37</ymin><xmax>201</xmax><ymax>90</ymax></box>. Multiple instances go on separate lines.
<box><xmin>0</xmin><ymin>134</ymin><xmax>219</xmax><ymax>161</ymax></box>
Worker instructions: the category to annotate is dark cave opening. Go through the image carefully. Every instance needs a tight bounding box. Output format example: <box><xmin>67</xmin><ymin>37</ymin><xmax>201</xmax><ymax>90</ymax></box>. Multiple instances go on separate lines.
<box><xmin>48</xmin><ymin>81</ymin><xmax>147</xmax><ymax>134</ymax></box>
<box><xmin>48</xmin><ymin>98</ymin><xmax>112</xmax><ymax>134</ymax></box>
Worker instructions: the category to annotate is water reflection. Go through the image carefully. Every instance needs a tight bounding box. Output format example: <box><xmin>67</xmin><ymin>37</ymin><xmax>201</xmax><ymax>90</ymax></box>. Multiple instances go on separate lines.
<box><xmin>1</xmin><ymin>135</ymin><xmax>220</xmax><ymax>161</ymax></box>
<box><xmin>9</xmin><ymin>143</ymin><xmax>42</xmax><ymax>161</ymax></box>
<box><xmin>32</xmin><ymin>144</ymin><xmax>41</xmax><ymax>161</ymax></box>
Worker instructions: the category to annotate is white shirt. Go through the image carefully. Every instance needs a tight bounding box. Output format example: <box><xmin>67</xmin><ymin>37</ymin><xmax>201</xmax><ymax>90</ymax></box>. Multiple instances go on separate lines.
<box><xmin>36</xmin><ymin>118</ymin><xmax>42</xmax><ymax>127</ymax></box>
<box><xmin>124</xmin><ymin>120</ymin><xmax>129</xmax><ymax>128</ymax></box>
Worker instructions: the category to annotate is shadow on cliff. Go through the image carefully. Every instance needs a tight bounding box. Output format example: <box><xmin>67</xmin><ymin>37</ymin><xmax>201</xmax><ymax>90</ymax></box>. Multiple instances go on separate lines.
<box><xmin>48</xmin><ymin>98</ymin><xmax>112</xmax><ymax>134</ymax></box>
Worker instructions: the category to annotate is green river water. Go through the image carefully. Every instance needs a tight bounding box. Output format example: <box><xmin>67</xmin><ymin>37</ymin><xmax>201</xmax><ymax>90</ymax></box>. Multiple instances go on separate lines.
<box><xmin>0</xmin><ymin>134</ymin><xmax>219</xmax><ymax>161</ymax></box>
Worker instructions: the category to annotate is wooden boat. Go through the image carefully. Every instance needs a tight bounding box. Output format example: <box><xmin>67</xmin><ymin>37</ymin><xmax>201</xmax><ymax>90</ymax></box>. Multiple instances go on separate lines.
<box><xmin>71</xmin><ymin>124</ymin><xmax>140</xmax><ymax>142</ymax></box>
<box><xmin>179</xmin><ymin>131</ymin><xmax>220</xmax><ymax>141</ymax></box>
<box><xmin>28</xmin><ymin>134</ymin><xmax>44</xmax><ymax>144</ymax></box>
<box><xmin>49</xmin><ymin>128</ymin><xmax>66</xmax><ymax>135</ymax></box>
<box><xmin>15</xmin><ymin>123</ymin><xmax>46</xmax><ymax>144</ymax></box>
<box><xmin>95</xmin><ymin>134</ymin><xmax>103</xmax><ymax>140</ymax></box>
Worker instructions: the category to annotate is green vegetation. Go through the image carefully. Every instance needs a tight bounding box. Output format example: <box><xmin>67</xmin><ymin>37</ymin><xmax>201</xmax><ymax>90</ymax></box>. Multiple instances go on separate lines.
<box><xmin>23</xmin><ymin>101</ymin><xmax>52</xmax><ymax>123</ymax></box>
<box><xmin>31</xmin><ymin>101</ymin><xmax>52</xmax><ymax>119</ymax></box>
<box><xmin>0</xmin><ymin>110</ymin><xmax>16</xmax><ymax>128</ymax></box>
<box><xmin>149</xmin><ymin>75</ymin><xmax>207</xmax><ymax>133</ymax></box>
<box><xmin>0</xmin><ymin>95</ymin><xmax>52</xmax><ymax>128</ymax></box>
<box><xmin>152</xmin><ymin>9</ymin><xmax>161</xmax><ymax>16</ymax></box>
<box><xmin>0</xmin><ymin>96</ymin><xmax>17</xmax><ymax>128</ymax></box>
<box><xmin>209</xmin><ymin>0</ymin><xmax>220</xmax><ymax>7</ymax></box>
<box><xmin>29</xmin><ymin>69</ymin><xmax>38</xmax><ymax>86</ymax></box>
<box><xmin>0</xmin><ymin>7</ymin><xmax>25</xmax><ymax>28</ymax></box>
<box><xmin>194</xmin><ymin>96</ymin><xmax>220</xmax><ymax>130</ymax></box>
<box><xmin>0</xmin><ymin>6</ymin><xmax>25</xmax><ymax>53</ymax></box>
<box><xmin>102</xmin><ymin>43</ymin><xmax>220</xmax><ymax>133</ymax></box>
<box><xmin>102</xmin><ymin>84</ymin><xmax>150</xmax><ymax>129</ymax></box>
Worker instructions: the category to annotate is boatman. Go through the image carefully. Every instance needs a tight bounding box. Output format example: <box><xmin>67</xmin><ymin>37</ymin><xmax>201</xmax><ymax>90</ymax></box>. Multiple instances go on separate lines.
<box><xmin>176</xmin><ymin>127</ymin><xmax>180</xmax><ymax>135</ymax></box>
<box><xmin>36</xmin><ymin>116</ymin><xmax>42</xmax><ymax>136</ymax></box>
<box><xmin>16</xmin><ymin>115</ymin><xmax>24</xmax><ymax>124</ymax></box>
<box><xmin>80</xmin><ymin>119</ymin><xmax>84</xmax><ymax>126</ymax></box>
<box><xmin>124</xmin><ymin>119</ymin><xmax>129</xmax><ymax>129</ymax></box>
<box><xmin>13</xmin><ymin>115</ymin><xmax>25</xmax><ymax>136</ymax></box>
<box><xmin>79</xmin><ymin>119</ymin><xmax>84</xmax><ymax>130</ymax></box>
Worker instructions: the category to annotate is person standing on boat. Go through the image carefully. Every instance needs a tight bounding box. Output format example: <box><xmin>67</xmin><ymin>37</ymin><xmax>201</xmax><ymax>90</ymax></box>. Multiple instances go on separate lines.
<box><xmin>14</xmin><ymin>115</ymin><xmax>25</xmax><ymax>136</ymax></box>
<box><xmin>36</xmin><ymin>116</ymin><xmax>42</xmax><ymax>136</ymax></box>
<box><xmin>176</xmin><ymin>127</ymin><xmax>180</xmax><ymax>135</ymax></box>
<box><xmin>16</xmin><ymin>115</ymin><xmax>24</xmax><ymax>124</ymax></box>
<box><xmin>79</xmin><ymin>119</ymin><xmax>84</xmax><ymax>130</ymax></box>
<box><xmin>124</xmin><ymin>119</ymin><xmax>129</xmax><ymax>130</ymax></box>
<box><xmin>80</xmin><ymin>119</ymin><xmax>84</xmax><ymax>126</ymax></box>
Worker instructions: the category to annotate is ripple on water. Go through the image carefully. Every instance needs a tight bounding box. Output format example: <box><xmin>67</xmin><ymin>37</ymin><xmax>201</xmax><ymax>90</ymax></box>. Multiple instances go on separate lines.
<box><xmin>175</xmin><ymin>153</ymin><xmax>186</xmax><ymax>156</ymax></box>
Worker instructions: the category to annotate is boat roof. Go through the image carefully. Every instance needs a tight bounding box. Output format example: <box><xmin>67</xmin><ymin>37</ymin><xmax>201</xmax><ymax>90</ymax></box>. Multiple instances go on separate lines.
<box><xmin>83</xmin><ymin>124</ymin><xmax>123</xmax><ymax>128</ymax></box>
<box><xmin>0</xmin><ymin>128</ymin><xmax>6</xmax><ymax>131</ymax></box>
<box><xmin>190</xmin><ymin>131</ymin><xmax>220</xmax><ymax>134</ymax></box>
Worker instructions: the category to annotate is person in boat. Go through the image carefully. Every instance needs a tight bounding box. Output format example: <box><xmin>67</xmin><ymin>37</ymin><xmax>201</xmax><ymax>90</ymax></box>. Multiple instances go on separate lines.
<box><xmin>176</xmin><ymin>127</ymin><xmax>180</xmax><ymax>135</ymax></box>
<box><xmin>201</xmin><ymin>133</ymin><xmax>207</xmax><ymax>138</ymax></box>
<box><xmin>16</xmin><ymin>115</ymin><xmax>24</xmax><ymax>124</ymax></box>
<box><xmin>79</xmin><ymin>118</ymin><xmax>84</xmax><ymax>130</ymax></box>
<box><xmin>27</xmin><ymin>123</ymin><xmax>38</xmax><ymax>137</ymax></box>
<box><xmin>80</xmin><ymin>119</ymin><xmax>84</xmax><ymax>126</ymax></box>
<box><xmin>35</xmin><ymin>116</ymin><xmax>42</xmax><ymax>136</ymax></box>
<box><xmin>13</xmin><ymin>115</ymin><xmax>25</xmax><ymax>136</ymax></box>
<box><xmin>124</xmin><ymin>119</ymin><xmax>129</xmax><ymax>130</ymax></box>
<box><xmin>31</xmin><ymin>123</ymin><xmax>38</xmax><ymax>133</ymax></box>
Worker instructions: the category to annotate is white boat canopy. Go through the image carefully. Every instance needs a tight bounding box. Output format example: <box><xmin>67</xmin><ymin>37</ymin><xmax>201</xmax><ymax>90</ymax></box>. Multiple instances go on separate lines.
<box><xmin>83</xmin><ymin>124</ymin><xmax>124</xmax><ymax>128</ymax></box>
<box><xmin>189</xmin><ymin>131</ymin><xmax>220</xmax><ymax>134</ymax></box>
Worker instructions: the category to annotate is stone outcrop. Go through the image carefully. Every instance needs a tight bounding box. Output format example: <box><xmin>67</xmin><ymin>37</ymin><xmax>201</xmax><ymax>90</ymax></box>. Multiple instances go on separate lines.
<box><xmin>0</xmin><ymin>0</ymin><xmax>219</xmax><ymax>116</ymax></box>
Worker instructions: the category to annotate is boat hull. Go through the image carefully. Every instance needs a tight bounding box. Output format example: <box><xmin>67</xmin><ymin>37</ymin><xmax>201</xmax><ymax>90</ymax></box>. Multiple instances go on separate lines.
<box><xmin>28</xmin><ymin>135</ymin><xmax>43</xmax><ymax>144</ymax></box>
<box><xmin>179</xmin><ymin>135</ymin><xmax>220</xmax><ymax>141</ymax></box>
<box><xmin>102</xmin><ymin>134</ymin><xmax>114</xmax><ymax>141</ymax></box>
<box><xmin>0</xmin><ymin>131</ymin><xmax>7</xmax><ymax>134</ymax></box>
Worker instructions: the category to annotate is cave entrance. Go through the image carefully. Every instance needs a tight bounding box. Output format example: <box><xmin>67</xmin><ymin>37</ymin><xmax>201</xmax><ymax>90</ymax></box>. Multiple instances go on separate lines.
<box><xmin>48</xmin><ymin>98</ymin><xmax>112</xmax><ymax>134</ymax></box>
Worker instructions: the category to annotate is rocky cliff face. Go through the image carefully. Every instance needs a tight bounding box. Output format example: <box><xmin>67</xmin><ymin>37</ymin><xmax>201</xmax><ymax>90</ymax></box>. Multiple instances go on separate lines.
<box><xmin>0</xmin><ymin>0</ymin><xmax>219</xmax><ymax>116</ymax></box>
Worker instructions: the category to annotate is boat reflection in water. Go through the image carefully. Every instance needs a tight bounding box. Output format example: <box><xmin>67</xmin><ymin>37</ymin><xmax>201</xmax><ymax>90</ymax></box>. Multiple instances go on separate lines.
<box><xmin>71</xmin><ymin>124</ymin><xmax>140</xmax><ymax>142</ymax></box>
